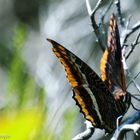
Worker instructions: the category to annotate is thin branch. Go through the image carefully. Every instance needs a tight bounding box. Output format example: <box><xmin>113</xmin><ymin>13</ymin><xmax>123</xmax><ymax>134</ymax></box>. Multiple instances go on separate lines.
<box><xmin>126</xmin><ymin>33</ymin><xmax>140</xmax><ymax>59</ymax></box>
<box><xmin>127</xmin><ymin>71</ymin><xmax>140</xmax><ymax>88</ymax></box>
<box><xmin>85</xmin><ymin>0</ymin><xmax>93</xmax><ymax>16</ymax></box>
<box><xmin>85</xmin><ymin>0</ymin><xmax>106</xmax><ymax>51</ymax></box>
<box><xmin>120</xmin><ymin>21</ymin><xmax>140</xmax><ymax>47</ymax></box>
<box><xmin>115</xmin><ymin>0</ymin><xmax>124</xmax><ymax>26</ymax></box>
<box><xmin>131</xmin><ymin>21</ymin><xmax>140</xmax><ymax>33</ymax></box>
<box><xmin>131</xmin><ymin>94</ymin><xmax>140</xmax><ymax>102</ymax></box>
<box><xmin>86</xmin><ymin>0</ymin><xmax>104</xmax><ymax>16</ymax></box>
<box><xmin>111</xmin><ymin>111</ymin><xmax>140</xmax><ymax>140</ymax></box>
<box><xmin>111</xmin><ymin>124</ymin><xmax>140</xmax><ymax>140</ymax></box>
<box><xmin>131</xmin><ymin>102</ymin><xmax>140</xmax><ymax>111</ymax></box>
<box><xmin>84</xmin><ymin>1</ymin><xmax>140</xmax><ymax>140</ymax></box>
<box><xmin>93</xmin><ymin>0</ymin><xmax>104</xmax><ymax>14</ymax></box>
<box><xmin>126</xmin><ymin>70</ymin><xmax>140</xmax><ymax>93</ymax></box>
<box><xmin>126</xmin><ymin>15</ymin><xmax>132</xmax><ymax>30</ymax></box>
<box><xmin>122</xmin><ymin>45</ymin><xmax>128</xmax><ymax>70</ymax></box>
<box><xmin>72</xmin><ymin>120</ymin><xmax>94</xmax><ymax>140</ymax></box>
<box><xmin>98</xmin><ymin>0</ymin><xmax>114</xmax><ymax>46</ymax></box>
<box><xmin>85</xmin><ymin>0</ymin><xmax>98</xmax><ymax>33</ymax></box>
<box><xmin>100</xmin><ymin>0</ymin><xmax>114</xmax><ymax>23</ymax></box>
<box><xmin>120</xmin><ymin>22</ymin><xmax>140</xmax><ymax>95</ymax></box>
<box><xmin>116</xmin><ymin>115</ymin><xmax>123</xmax><ymax>135</ymax></box>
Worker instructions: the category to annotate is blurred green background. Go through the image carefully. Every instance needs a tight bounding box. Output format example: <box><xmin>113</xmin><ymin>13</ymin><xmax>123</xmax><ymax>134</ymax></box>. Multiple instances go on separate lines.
<box><xmin>0</xmin><ymin>0</ymin><xmax>140</xmax><ymax>140</ymax></box>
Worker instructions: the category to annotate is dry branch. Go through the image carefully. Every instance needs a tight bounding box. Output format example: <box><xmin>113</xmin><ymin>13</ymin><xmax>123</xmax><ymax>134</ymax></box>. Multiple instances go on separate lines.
<box><xmin>72</xmin><ymin>121</ymin><xmax>94</xmax><ymax>140</ymax></box>
<box><xmin>111</xmin><ymin>111</ymin><xmax>140</xmax><ymax>140</ymax></box>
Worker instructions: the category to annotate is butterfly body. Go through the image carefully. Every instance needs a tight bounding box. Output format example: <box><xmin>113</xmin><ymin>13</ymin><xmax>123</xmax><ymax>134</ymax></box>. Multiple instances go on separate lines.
<box><xmin>47</xmin><ymin>14</ymin><xmax>130</xmax><ymax>133</ymax></box>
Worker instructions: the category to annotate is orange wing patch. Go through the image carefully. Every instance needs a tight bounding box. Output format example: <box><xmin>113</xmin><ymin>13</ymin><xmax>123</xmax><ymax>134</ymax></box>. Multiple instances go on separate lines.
<box><xmin>100</xmin><ymin>49</ymin><xmax>109</xmax><ymax>81</ymax></box>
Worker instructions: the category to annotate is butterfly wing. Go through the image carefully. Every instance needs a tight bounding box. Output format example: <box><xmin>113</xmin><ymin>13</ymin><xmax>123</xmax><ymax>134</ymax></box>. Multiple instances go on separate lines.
<box><xmin>47</xmin><ymin>38</ymin><xmax>126</xmax><ymax>132</ymax></box>
<box><xmin>100</xmin><ymin>14</ymin><xmax>127</xmax><ymax>99</ymax></box>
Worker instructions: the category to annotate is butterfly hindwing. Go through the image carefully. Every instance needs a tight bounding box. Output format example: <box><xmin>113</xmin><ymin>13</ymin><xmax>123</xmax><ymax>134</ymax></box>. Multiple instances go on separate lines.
<box><xmin>100</xmin><ymin>14</ymin><xmax>127</xmax><ymax>105</ymax></box>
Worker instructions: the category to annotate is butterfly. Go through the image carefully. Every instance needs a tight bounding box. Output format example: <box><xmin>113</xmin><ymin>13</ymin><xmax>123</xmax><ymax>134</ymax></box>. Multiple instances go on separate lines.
<box><xmin>47</xmin><ymin>14</ymin><xmax>131</xmax><ymax>133</ymax></box>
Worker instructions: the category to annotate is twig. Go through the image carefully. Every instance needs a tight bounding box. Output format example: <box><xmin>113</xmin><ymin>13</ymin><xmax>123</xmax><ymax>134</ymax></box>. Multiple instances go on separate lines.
<box><xmin>111</xmin><ymin>111</ymin><xmax>140</xmax><ymax>140</ymax></box>
<box><xmin>111</xmin><ymin>123</ymin><xmax>140</xmax><ymax>140</ymax></box>
<box><xmin>126</xmin><ymin>70</ymin><xmax>140</xmax><ymax>93</ymax></box>
<box><xmin>86</xmin><ymin>0</ymin><xmax>104</xmax><ymax>16</ymax></box>
<box><xmin>116</xmin><ymin>115</ymin><xmax>123</xmax><ymax>135</ymax></box>
<box><xmin>121</xmin><ymin>45</ymin><xmax>128</xmax><ymax>70</ymax></box>
<box><xmin>126</xmin><ymin>33</ymin><xmax>140</xmax><ymax>59</ymax></box>
<box><xmin>127</xmin><ymin>72</ymin><xmax>140</xmax><ymax>88</ymax></box>
<box><xmin>85</xmin><ymin>1</ymin><xmax>140</xmax><ymax>140</ymax></box>
<box><xmin>100</xmin><ymin>0</ymin><xmax>114</xmax><ymax>23</ymax></box>
<box><xmin>72</xmin><ymin>120</ymin><xmax>94</xmax><ymax>140</ymax></box>
<box><xmin>115</xmin><ymin>0</ymin><xmax>124</xmax><ymax>27</ymax></box>
<box><xmin>85</xmin><ymin>0</ymin><xmax>106</xmax><ymax>51</ymax></box>
<box><xmin>120</xmin><ymin>24</ymin><xmax>140</xmax><ymax>94</ymax></box>
<box><xmin>120</xmin><ymin>21</ymin><xmax>140</xmax><ymax>47</ymax></box>
<box><xmin>85</xmin><ymin>0</ymin><xmax>93</xmax><ymax>16</ymax></box>
<box><xmin>126</xmin><ymin>15</ymin><xmax>132</xmax><ymax>30</ymax></box>
<box><xmin>98</xmin><ymin>0</ymin><xmax>114</xmax><ymax>45</ymax></box>
<box><xmin>85</xmin><ymin>0</ymin><xmax>98</xmax><ymax>29</ymax></box>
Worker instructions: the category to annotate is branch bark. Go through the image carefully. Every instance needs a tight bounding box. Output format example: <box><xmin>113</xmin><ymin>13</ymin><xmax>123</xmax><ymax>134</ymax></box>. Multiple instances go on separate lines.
<box><xmin>111</xmin><ymin>111</ymin><xmax>140</xmax><ymax>140</ymax></box>
<box><xmin>120</xmin><ymin>21</ymin><xmax>140</xmax><ymax>47</ymax></box>
<box><xmin>86</xmin><ymin>0</ymin><xmax>106</xmax><ymax>51</ymax></box>
<box><xmin>126</xmin><ymin>33</ymin><xmax>140</xmax><ymax>59</ymax></box>
<box><xmin>115</xmin><ymin>0</ymin><xmax>124</xmax><ymax>26</ymax></box>
<box><xmin>72</xmin><ymin>120</ymin><xmax>94</xmax><ymax>140</ymax></box>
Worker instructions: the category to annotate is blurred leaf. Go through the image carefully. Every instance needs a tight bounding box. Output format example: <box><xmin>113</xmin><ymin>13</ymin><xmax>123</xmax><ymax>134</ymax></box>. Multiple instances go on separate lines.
<box><xmin>0</xmin><ymin>109</ymin><xmax>43</xmax><ymax>140</ymax></box>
